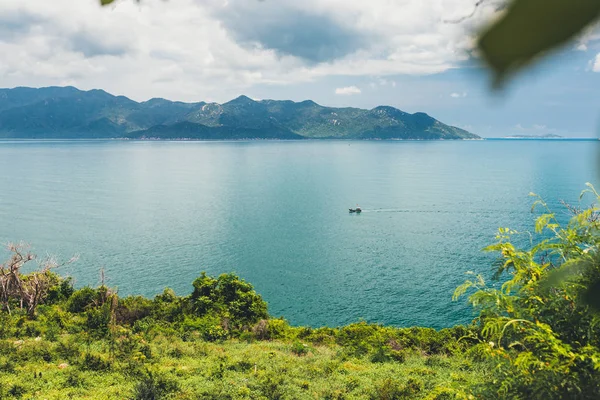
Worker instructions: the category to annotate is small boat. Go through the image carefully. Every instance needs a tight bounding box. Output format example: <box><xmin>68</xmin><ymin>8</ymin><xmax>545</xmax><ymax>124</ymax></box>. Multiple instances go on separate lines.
<box><xmin>349</xmin><ymin>206</ymin><xmax>362</xmax><ymax>213</ymax></box>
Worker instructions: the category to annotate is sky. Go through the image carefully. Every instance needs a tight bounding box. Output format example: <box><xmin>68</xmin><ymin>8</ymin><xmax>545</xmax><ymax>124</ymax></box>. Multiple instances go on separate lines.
<box><xmin>1</xmin><ymin>0</ymin><xmax>599</xmax><ymax>137</ymax></box>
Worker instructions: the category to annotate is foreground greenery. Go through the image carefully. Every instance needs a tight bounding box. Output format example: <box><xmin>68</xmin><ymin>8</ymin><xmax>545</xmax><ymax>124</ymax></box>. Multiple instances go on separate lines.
<box><xmin>3</xmin><ymin>186</ymin><xmax>600</xmax><ymax>399</ymax></box>
<box><xmin>0</xmin><ymin>265</ymin><xmax>487</xmax><ymax>399</ymax></box>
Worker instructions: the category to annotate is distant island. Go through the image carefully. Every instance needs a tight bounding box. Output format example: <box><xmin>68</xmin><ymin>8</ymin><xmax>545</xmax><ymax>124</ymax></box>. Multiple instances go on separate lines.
<box><xmin>503</xmin><ymin>134</ymin><xmax>563</xmax><ymax>139</ymax></box>
<box><xmin>0</xmin><ymin>86</ymin><xmax>479</xmax><ymax>140</ymax></box>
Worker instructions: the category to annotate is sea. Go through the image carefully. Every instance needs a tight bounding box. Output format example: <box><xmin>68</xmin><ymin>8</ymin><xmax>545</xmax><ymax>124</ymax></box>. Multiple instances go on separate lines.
<box><xmin>1</xmin><ymin>139</ymin><xmax>598</xmax><ymax>328</ymax></box>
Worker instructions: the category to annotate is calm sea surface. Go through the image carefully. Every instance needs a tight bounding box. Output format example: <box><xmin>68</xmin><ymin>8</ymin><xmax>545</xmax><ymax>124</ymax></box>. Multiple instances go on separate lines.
<box><xmin>1</xmin><ymin>140</ymin><xmax>598</xmax><ymax>328</ymax></box>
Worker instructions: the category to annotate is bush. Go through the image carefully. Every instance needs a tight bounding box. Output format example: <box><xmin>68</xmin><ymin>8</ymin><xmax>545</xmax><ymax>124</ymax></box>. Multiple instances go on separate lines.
<box><xmin>8</xmin><ymin>384</ymin><xmax>26</xmax><ymax>398</ymax></box>
<box><xmin>152</xmin><ymin>289</ymin><xmax>184</xmax><ymax>322</ymax></box>
<box><xmin>425</xmin><ymin>387</ymin><xmax>458</xmax><ymax>400</ymax></box>
<box><xmin>0</xmin><ymin>357</ymin><xmax>15</xmax><ymax>373</ymax></box>
<box><xmin>132</xmin><ymin>371</ymin><xmax>179</xmax><ymax>400</ymax></box>
<box><xmin>190</xmin><ymin>273</ymin><xmax>268</xmax><ymax>327</ymax></box>
<box><xmin>84</xmin><ymin>304</ymin><xmax>111</xmax><ymax>338</ymax></box>
<box><xmin>45</xmin><ymin>322</ymin><xmax>60</xmax><ymax>342</ymax></box>
<box><xmin>67</xmin><ymin>287</ymin><xmax>98</xmax><ymax>313</ymax></box>
<box><xmin>290</xmin><ymin>341</ymin><xmax>309</xmax><ymax>356</ymax></box>
<box><xmin>80</xmin><ymin>352</ymin><xmax>111</xmax><ymax>371</ymax></box>
<box><xmin>303</xmin><ymin>327</ymin><xmax>336</xmax><ymax>345</ymax></box>
<box><xmin>56</xmin><ymin>338</ymin><xmax>81</xmax><ymax>362</ymax></box>
<box><xmin>425</xmin><ymin>355</ymin><xmax>451</xmax><ymax>368</ymax></box>
<box><xmin>370</xmin><ymin>346</ymin><xmax>406</xmax><ymax>364</ymax></box>
<box><xmin>19</xmin><ymin>320</ymin><xmax>42</xmax><ymax>338</ymax></box>
<box><xmin>252</xmin><ymin>318</ymin><xmax>290</xmax><ymax>340</ymax></box>
<box><xmin>46</xmin><ymin>277</ymin><xmax>75</xmax><ymax>305</ymax></box>
<box><xmin>116</xmin><ymin>296</ymin><xmax>153</xmax><ymax>325</ymax></box>
<box><xmin>256</xmin><ymin>372</ymin><xmax>286</xmax><ymax>400</ymax></box>
<box><xmin>63</xmin><ymin>369</ymin><xmax>86</xmax><ymax>388</ymax></box>
<box><xmin>181</xmin><ymin>316</ymin><xmax>228</xmax><ymax>342</ymax></box>
<box><xmin>370</xmin><ymin>377</ymin><xmax>424</xmax><ymax>400</ymax></box>
<box><xmin>0</xmin><ymin>314</ymin><xmax>15</xmax><ymax>339</ymax></box>
<box><xmin>16</xmin><ymin>341</ymin><xmax>54</xmax><ymax>363</ymax></box>
<box><xmin>370</xmin><ymin>378</ymin><xmax>404</xmax><ymax>400</ymax></box>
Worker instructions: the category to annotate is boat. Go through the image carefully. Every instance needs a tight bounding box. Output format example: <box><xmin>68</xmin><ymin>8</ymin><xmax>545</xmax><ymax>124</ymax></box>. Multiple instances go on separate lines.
<box><xmin>349</xmin><ymin>206</ymin><xmax>362</xmax><ymax>213</ymax></box>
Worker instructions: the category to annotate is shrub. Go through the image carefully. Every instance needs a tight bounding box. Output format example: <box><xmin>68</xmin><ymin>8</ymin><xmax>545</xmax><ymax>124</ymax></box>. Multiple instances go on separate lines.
<box><xmin>80</xmin><ymin>352</ymin><xmax>111</xmax><ymax>371</ymax></box>
<box><xmin>370</xmin><ymin>378</ymin><xmax>404</xmax><ymax>400</ymax></box>
<box><xmin>371</xmin><ymin>377</ymin><xmax>424</xmax><ymax>400</ymax></box>
<box><xmin>228</xmin><ymin>360</ymin><xmax>253</xmax><ymax>372</ymax></box>
<box><xmin>116</xmin><ymin>296</ymin><xmax>153</xmax><ymax>325</ymax></box>
<box><xmin>45</xmin><ymin>322</ymin><xmax>60</xmax><ymax>342</ymax></box>
<box><xmin>0</xmin><ymin>315</ymin><xmax>14</xmax><ymax>339</ymax></box>
<box><xmin>56</xmin><ymin>338</ymin><xmax>81</xmax><ymax>362</ymax></box>
<box><xmin>181</xmin><ymin>316</ymin><xmax>228</xmax><ymax>342</ymax></box>
<box><xmin>0</xmin><ymin>357</ymin><xmax>15</xmax><ymax>373</ymax></box>
<box><xmin>425</xmin><ymin>355</ymin><xmax>451</xmax><ymax>368</ymax></box>
<box><xmin>84</xmin><ymin>304</ymin><xmax>111</xmax><ymax>338</ymax></box>
<box><xmin>63</xmin><ymin>369</ymin><xmax>86</xmax><ymax>388</ymax></box>
<box><xmin>190</xmin><ymin>273</ymin><xmax>268</xmax><ymax>327</ymax></box>
<box><xmin>252</xmin><ymin>319</ymin><xmax>290</xmax><ymax>340</ymax></box>
<box><xmin>290</xmin><ymin>341</ymin><xmax>309</xmax><ymax>356</ymax></box>
<box><xmin>370</xmin><ymin>346</ymin><xmax>406</xmax><ymax>363</ymax></box>
<box><xmin>256</xmin><ymin>372</ymin><xmax>285</xmax><ymax>400</ymax></box>
<box><xmin>16</xmin><ymin>341</ymin><xmax>54</xmax><ymax>363</ymax></box>
<box><xmin>304</xmin><ymin>327</ymin><xmax>336</xmax><ymax>345</ymax></box>
<box><xmin>46</xmin><ymin>277</ymin><xmax>75</xmax><ymax>305</ymax></box>
<box><xmin>20</xmin><ymin>320</ymin><xmax>42</xmax><ymax>338</ymax></box>
<box><xmin>8</xmin><ymin>384</ymin><xmax>26</xmax><ymax>398</ymax></box>
<box><xmin>425</xmin><ymin>387</ymin><xmax>458</xmax><ymax>400</ymax></box>
<box><xmin>67</xmin><ymin>287</ymin><xmax>98</xmax><ymax>313</ymax></box>
<box><xmin>403</xmin><ymin>378</ymin><xmax>424</xmax><ymax>396</ymax></box>
<box><xmin>152</xmin><ymin>289</ymin><xmax>184</xmax><ymax>322</ymax></box>
<box><xmin>132</xmin><ymin>371</ymin><xmax>179</xmax><ymax>400</ymax></box>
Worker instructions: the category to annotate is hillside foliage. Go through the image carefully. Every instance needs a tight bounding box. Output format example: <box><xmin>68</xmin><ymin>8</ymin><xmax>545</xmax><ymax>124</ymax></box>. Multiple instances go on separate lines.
<box><xmin>0</xmin><ymin>250</ymin><xmax>486</xmax><ymax>399</ymax></box>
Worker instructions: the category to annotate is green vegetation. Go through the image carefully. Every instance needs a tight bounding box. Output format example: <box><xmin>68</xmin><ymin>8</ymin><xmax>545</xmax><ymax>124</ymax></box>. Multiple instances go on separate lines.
<box><xmin>3</xmin><ymin>186</ymin><xmax>600</xmax><ymax>398</ymax></box>
<box><xmin>452</xmin><ymin>185</ymin><xmax>600</xmax><ymax>399</ymax></box>
<box><xmin>0</xmin><ymin>247</ymin><xmax>488</xmax><ymax>399</ymax></box>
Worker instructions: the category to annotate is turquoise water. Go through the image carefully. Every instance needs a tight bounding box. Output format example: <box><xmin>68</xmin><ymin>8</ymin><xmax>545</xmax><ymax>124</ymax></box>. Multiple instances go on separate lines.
<box><xmin>0</xmin><ymin>140</ymin><xmax>598</xmax><ymax>328</ymax></box>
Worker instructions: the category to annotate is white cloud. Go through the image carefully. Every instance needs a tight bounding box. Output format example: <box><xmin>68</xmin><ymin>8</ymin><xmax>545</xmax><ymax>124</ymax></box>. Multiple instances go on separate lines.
<box><xmin>335</xmin><ymin>86</ymin><xmax>362</xmax><ymax>95</ymax></box>
<box><xmin>450</xmin><ymin>92</ymin><xmax>467</xmax><ymax>98</ymax></box>
<box><xmin>0</xmin><ymin>0</ymin><xmax>502</xmax><ymax>101</ymax></box>
<box><xmin>576</xmin><ymin>24</ymin><xmax>600</xmax><ymax>53</ymax></box>
<box><xmin>593</xmin><ymin>53</ymin><xmax>600</xmax><ymax>72</ymax></box>
<box><xmin>368</xmin><ymin>78</ymin><xmax>397</xmax><ymax>89</ymax></box>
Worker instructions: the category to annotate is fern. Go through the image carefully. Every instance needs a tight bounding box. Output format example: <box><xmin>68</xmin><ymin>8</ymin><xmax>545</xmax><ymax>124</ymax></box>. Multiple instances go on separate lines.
<box><xmin>455</xmin><ymin>186</ymin><xmax>600</xmax><ymax>399</ymax></box>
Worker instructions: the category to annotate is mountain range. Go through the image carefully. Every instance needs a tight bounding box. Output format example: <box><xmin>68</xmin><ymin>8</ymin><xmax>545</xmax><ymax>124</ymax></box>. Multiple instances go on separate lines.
<box><xmin>0</xmin><ymin>86</ymin><xmax>479</xmax><ymax>140</ymax></box>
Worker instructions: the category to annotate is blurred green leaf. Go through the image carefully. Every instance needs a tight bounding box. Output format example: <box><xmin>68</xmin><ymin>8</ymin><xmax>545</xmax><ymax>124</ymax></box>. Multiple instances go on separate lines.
<box><xmin>100</xmin><ymin>0</ymin><xmax>116</xmax><ymax>5</ymax></box>
<box><xmin>582</xmin><ymin>279</ymin><xmax>600</xmax><ymax>312</ymax></box>
<box><xmin>478</xmin><ymin>0</ymin><xmax>600</xmax><ymax>87</ymax></box>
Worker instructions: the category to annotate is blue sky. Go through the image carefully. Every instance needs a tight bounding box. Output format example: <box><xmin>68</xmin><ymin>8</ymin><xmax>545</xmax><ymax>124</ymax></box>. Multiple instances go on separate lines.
<box><xmin>1</xmin><ymin>0</ymin><xmax>599</xmax><ymax>137</ymax></box>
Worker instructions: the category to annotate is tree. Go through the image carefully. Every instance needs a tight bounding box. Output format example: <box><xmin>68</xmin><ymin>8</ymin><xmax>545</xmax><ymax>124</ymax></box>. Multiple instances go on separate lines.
<box><xmin>0</xmin><ymin>242</ymin><xmax>77</xmax><ymax>316</ymax></box>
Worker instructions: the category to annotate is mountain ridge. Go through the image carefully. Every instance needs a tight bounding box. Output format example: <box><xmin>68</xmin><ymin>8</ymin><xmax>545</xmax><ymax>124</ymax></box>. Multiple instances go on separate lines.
<box><xmin>0</xmin><ymin>86</ymin><xmax>480</xmax><ymax>140</ymax></box>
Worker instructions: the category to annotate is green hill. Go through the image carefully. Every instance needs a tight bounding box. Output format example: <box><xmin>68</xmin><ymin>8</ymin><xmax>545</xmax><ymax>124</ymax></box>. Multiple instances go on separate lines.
<box><xmin>0</xmin><ymin>87</ymin><xmax>479</xmax><ymax>140</ymax></box>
